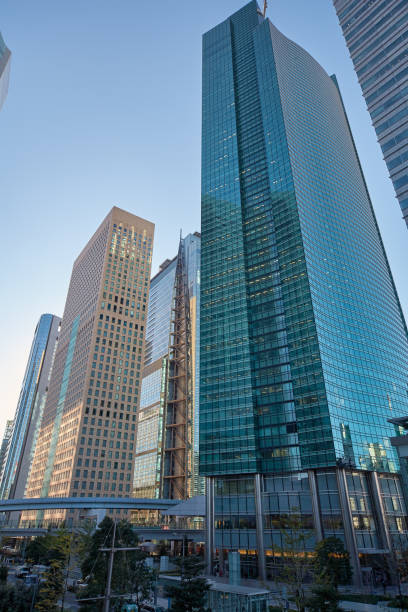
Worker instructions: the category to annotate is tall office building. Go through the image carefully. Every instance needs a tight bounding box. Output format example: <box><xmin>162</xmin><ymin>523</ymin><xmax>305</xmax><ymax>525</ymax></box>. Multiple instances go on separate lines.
<box><xmin>133</xmin><ymin>232</ymin><xmax>202</xmax><ymax>501</ymax></box>
<box><xmin>23</xmin><ymin>207</ymin><xmax>154</xmax><ymax>523</ymax></box>
<box><xmin>0</xmin><ymin>314</ymin><xmax>60</xmax><ymax>501</ymax></box>
<box><xmin>0</xmin><ymin>32</ymin><xmax>11</xmax><ymax>110</ymax></box>
<box><xmin>0</xmin><ymin>421</ymin><xmax>14</xmax><ymax>486</ymax></box>
<box><xmin>201</xmin><ymin>2</ymin><xmax>408</xmax><ymax>584</ymax></box>
<box><xmin>333</xmin><ymin>0</ymin><xmax>408</xmax><ymax>227</ymax></box>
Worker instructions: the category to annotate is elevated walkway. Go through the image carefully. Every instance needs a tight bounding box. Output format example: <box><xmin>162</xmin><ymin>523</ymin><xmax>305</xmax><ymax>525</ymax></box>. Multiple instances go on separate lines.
<box><xmin>0</xmin><ymin>496</ymin><xmax>179</xmax><ymax>512</ymax></box>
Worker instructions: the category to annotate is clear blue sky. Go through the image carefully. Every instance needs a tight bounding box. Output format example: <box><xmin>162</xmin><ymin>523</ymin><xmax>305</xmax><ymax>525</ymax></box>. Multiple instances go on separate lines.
<box><xmin>0</xmin><ymin>0</ymin><xmax>407</xmax><ymax>438</ymax></box>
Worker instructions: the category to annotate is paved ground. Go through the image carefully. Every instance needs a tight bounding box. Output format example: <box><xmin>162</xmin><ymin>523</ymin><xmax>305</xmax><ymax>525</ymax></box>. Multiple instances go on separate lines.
<box><xmin>340</xmin><ymin>602</ymin><xmax>398</xmax><ymax>611</ymax></box>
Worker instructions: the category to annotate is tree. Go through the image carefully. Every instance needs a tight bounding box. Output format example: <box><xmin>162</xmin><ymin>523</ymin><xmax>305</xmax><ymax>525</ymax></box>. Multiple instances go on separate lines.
<box><xmin>33</xmin><ymin>530</ymin><xmax>70</xmax><ymax>612</ymax></box>
<box><xmin>276</xmin><ymin>512</ymin><xmax>314</xmax><ymax>612</ymax></box>
<box><xmin>75</xmin><ymin>520</ymin><xmax>96</xmax><ymax>565</ymax></box>
<box><xmin>124</xmin><ymin>555</ymin><xmax>157</xmax><ymax>610</ymax></box>
<box><xmin>165</xmin><ymin>555</ymin><xmax>209</xmax><ymax>612</ymax></box>
<box><xmin>25</xmin><ymin>529</ymin><xmax>70</xmax><ymax>565</ymax></box>
<box><xmin>0</xmin><ymin>584</ymin><xmax>33</xmax><ymax>612</ymax></box>
<box><xmin>79</xmin><ymin>517</ymin><xmax>155</xmax><ymax>612</ymax></box>
<box><xmin>384</xmin><ymin>546</ymin><xmax>408</xmax><ymax>594</ymax></box>
<box><xmin>25</xmin><ymin>534</ymin><xmax>51</xmax><ymax>564</ymax></box>
<box><xmin>305</xmin><ymin>582</ymin><xmax>341</xmax><ymax>612</ymax></box>
<box><xmin>396</xmin><ymin>547</ymin><xmax>408</xmax><ymax>584</ymax></box>
<box><xmin>314</xmin><ymin>537</ymin><xmax>352</xmax><ymax>588</ymax></box>
<box><xmin>35</xmin><ymin>559</ymin><xmax>65</xmax><ymax>612</ymax></box>
<box><xmin>0</xmin><ymin>565</ymin><xmax>8</xmax><ymax>582</ymax></box>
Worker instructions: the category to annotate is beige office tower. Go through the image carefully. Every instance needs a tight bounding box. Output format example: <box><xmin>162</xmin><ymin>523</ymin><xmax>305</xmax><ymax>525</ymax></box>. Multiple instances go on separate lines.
<box><xmin>23</xmin><ymin>207</ymin><xmax>154</xmax><ymax>523</ymax></box>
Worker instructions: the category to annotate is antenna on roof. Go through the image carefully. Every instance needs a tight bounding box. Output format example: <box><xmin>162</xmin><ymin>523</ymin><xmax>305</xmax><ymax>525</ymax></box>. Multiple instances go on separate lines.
<box><xmin>257</xmin><ymin>0</ymin><xmax>268</xmax><ymax>17</ymax></box>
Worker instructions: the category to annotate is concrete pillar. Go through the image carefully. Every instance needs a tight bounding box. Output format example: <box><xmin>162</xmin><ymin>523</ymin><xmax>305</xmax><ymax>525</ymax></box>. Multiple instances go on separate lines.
<box><xmin>254</xmin><ymin>473</ymin><xmax>266</xmax><ymax>581</ymax></box>
<box><xmin>336</xmin><ymin>468</ymin><xmax>362</xmax><ymax>587</ymax></box>
<box><xmin>205</xmin><ymin>477</ymin><xmax>215</xmax><ymax>575</ymax></box>
<box><xmin>308</xmin><ymin>470</ymin><xmax>323</xmax><ymax>542</ymax></box>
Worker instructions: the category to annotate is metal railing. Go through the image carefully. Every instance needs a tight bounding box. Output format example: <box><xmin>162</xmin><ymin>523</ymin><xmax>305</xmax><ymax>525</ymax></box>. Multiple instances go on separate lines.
<box><xmin>0</xmin><ymin>517</ymin><xmax>205</xmax><ymax>532</ymax></box>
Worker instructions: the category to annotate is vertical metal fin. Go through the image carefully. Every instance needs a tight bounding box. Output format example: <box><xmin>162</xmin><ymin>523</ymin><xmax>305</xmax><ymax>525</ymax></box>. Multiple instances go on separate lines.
<box><xmin>160</xmin><ymin>239</ymin><xmax>192</xmax><ymax>500</ymax></box>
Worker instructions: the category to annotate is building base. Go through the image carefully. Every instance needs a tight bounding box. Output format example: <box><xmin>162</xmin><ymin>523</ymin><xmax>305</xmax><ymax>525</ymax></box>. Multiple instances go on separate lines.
<box><xmin>205</xmin><ymin>468</ymin><xmax>408</xmax><ymax>588</ymax></box>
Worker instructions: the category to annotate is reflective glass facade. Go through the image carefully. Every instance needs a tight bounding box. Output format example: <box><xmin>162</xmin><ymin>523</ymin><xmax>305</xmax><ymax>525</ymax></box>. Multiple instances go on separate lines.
<box><xmin>134</xmin><ymin>367</ymin><xmax>164</xmax><ymax>498</ymax></box>
<box><xmin>0</xmin><ymin>314</ymin><xmax>60</xmax><ymax>500</ymax></box>
<box><xmin>333</xmin><ymin>0</ymin><xmax>408</xmax><ymax>226</ymax></box>
<box><xmin>184</xmin><ymin>233</ymin><xmax>201</xmax><ymax>496</ymax></box>
<box><xmin>211</xmin><ymin>469</ymin><xmax>408</xmax><ymax>583</ymax></box>
<box><xmin>200</xmin><ymin>0</ymin><xmax>408</xmax><ymax>478</ymax></box>
<box><xmin>144</xmin><ymin>260</ymin><xmax>177</xmax><ymax>366</ymax></box>
<box><xmin>134</xmin><ymin>258</ymin><xmax>177</xmax><ymax>498</ymax></box>
<box><xmin>201</xmin><ymin>2</ymin><xmax>408</xmax><ymax>583</ymax></box>
<box><xmin>134</xmin><ymin>233</ymin><xmax>202</xmax><ymax>498</ymax></box>
<box><xmin>0</xmin><ymin>32</ymin><xmax>10</xmax><ymax>110</ymax></box>
<box><xmin>0</xmin><ymin>421</ymin><xmax>13</xmax><ymax>487</ymax></box>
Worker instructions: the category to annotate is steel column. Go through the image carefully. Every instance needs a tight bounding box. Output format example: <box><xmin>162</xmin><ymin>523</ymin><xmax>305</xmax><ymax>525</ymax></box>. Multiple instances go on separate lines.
<box><xmin>369</xmin><ymin>471</ymin><xmax>392</xmax><ymax>552</ymax></box>
<box><xmin>254</xmin><ymin>473</ymin><xmax>266</xmax><ymax>581</ymax></box>
<box><xmin>337</xmin><ymin>468</ymin><xmax>362</xmax><ymax>587</ymax></box>
<box><xmin>308</xmin><ymin>470</ymin><xmax>323</xmax><ymax>542</ymax></box>
<box><xmin>205</xmin><ymin>477</ymin><xmax>215</xmax><ymax>575</ymax></box>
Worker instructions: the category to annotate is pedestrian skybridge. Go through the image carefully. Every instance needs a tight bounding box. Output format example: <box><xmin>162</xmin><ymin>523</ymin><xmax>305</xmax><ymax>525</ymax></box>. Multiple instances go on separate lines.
<box><xmin>0</xmin><ymin>497</ymin><xmax>179</xmax><ymax>513</ymax></box>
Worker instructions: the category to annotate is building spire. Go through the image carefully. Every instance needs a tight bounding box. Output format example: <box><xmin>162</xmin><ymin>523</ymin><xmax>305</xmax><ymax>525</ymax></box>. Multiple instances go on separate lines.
<box><xmin>257</xmin><ymin>0</ymin><xmax>268</xmax><ymax>18</ymax></box>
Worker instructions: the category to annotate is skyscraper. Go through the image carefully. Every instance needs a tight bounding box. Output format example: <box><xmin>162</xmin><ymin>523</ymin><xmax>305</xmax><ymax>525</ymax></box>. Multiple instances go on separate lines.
<box><xmin>23</xmin><ymin>207</ymin><xmax>154</xmax><ymax>523</ymax></box>
<box><xmin>0</xmin><ymin>314</ymin><xmax>61</xmax><ymax>501</ymax></box>
<box><xmin>333</xmin><ymin>0</ymin><xmax>408</xmax><ymax>227</ymax></box>
<box><xmin>0</xmin><ymin>32</ymin><xmax>11</xmax><ymax>110</ymax></box>
<box><xmin>133</xmin><ymin>232</ymin><xmax>202</xmax><ymax>502</ymax></box>
<box><xmin>0</xmin><ymin>421</ymin><xmax>14</xmax><ymax>487</ymax></box>
<box><xmin>201</xmin><ymin>1</ymin><xmax>408</xmax><ymax>584</ymax></box>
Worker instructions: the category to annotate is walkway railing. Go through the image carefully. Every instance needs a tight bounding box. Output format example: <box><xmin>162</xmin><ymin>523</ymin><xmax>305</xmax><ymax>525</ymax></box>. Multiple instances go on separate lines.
<box><xmin>0</xmin><ymin>517</ymin><xmax>205</xmax><ymax>532</ymax></box>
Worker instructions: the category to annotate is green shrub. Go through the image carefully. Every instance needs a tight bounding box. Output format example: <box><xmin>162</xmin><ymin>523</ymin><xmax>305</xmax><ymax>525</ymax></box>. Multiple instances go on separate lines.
<box><xmin>387</xmin><ymin>595</ymin><xmax>408</xmax><ymax>609</ymax></box>
<box><xmin>0</xmin><ymin>566</ymin><xmax>8</xmax><ymax>582</ymax></box>
<box><xmin>0</xmin><ymin>584</ymin><xmax>32</xmax><ymax>611</ymax></box>
<box><xmin>306</xmin><ymin>583</ymin><xmax>340</xmax><ymax>612</ymax></box>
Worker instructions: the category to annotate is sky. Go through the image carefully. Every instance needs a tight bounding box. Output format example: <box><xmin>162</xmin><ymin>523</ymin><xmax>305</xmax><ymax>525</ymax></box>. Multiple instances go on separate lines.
<box><xmin>0</xmin><ymin>0</ymin><xmax>407</xmax><ymax>439</ymax></box>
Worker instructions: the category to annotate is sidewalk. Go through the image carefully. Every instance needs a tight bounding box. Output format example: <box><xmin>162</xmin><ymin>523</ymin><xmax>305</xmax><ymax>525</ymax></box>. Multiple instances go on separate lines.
<box><xmin>340</xmin><ymin>602</ymin><xmax>398</xmax><ymax>611</ymax></box>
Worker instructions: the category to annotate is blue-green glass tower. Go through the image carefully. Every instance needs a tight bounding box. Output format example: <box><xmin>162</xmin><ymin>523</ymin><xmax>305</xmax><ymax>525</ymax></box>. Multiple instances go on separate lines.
<box><xmin>0</xmin><ymin>32</ymin><xmax>11</xmax><ymax>110</ymax></box>
<box><xmin>0</xmin><ymin>314</ymin><xmax>60</xmax><ymax>501</ymax></box>
<box><xmin>201</xmin><ymin>1</ymin><xmax>408</xmax><ymax>583</ymax></box>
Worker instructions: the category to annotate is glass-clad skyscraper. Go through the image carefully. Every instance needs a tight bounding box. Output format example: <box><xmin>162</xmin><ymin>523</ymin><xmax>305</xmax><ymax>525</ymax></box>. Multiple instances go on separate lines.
<box><xmin>201</xmin><ymin>1</ymin><xmax>408</xmax><ymax>584</ymax></box>
<box><xmin>0</xmin><ymin>314</ymin><xmax>61</xmax><ymax>501</ymax></box>
<box><xmin>0</xmin><ymin>421</ymin><xmax>13</xmax><ymax>487</ymax></box>
<box><xmin>133</xmin><ymin>257</ymin><xmax>177</xmax><ymax>500</ymax></box>
<box><xmin>333</xmin><ymin>0</ymin><xmax>408</xmax><ymax>227</ymax></box>
<box><xmin>133</xmin><ymin>232</ymin><xmax>202</xmax><ymax>501</ymax></box>
<box><xmin>0</xmin><ymin>32</ymin><xmax>11</xmax><ymax>110</ymax></box>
